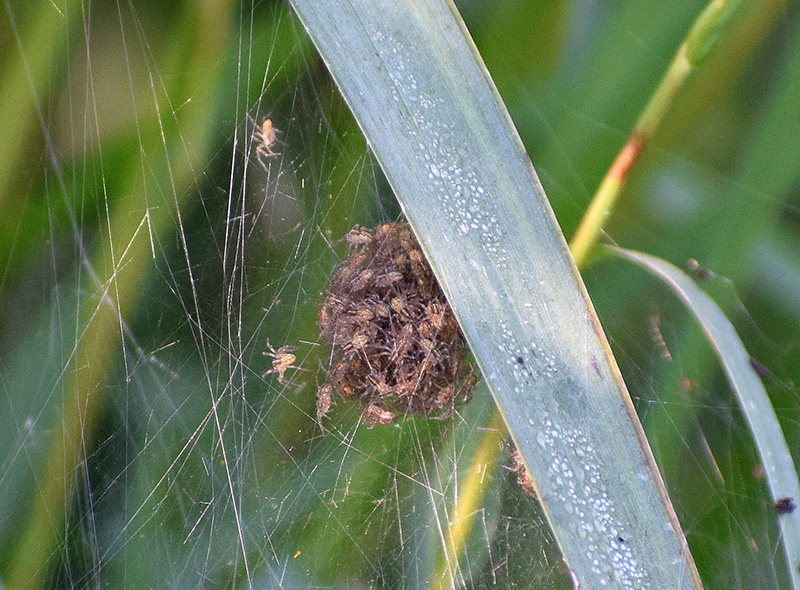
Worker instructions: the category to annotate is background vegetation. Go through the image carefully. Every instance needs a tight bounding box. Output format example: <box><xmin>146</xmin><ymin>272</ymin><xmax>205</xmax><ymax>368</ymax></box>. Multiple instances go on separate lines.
<box><xmin>1</xmin><ymin>0</ymin><xmax>798</xmax><ymax>588</ymax></box>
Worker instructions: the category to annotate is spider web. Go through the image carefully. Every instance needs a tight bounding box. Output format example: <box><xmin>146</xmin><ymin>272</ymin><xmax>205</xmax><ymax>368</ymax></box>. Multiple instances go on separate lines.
<box><xmin>1</xmin><ymin>1</ymin><xmax>799</xmax><ymax>589</ymax></box>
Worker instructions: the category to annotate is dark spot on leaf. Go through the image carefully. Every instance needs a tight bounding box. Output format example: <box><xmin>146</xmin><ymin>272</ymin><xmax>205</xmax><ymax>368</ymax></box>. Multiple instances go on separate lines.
<box><xmin>749</xmin><ymin>357</ymin><xmax>768</xmax><ymax>378</ymax></box>
<box><xmin>591</xmin><ymin>357</ymin><xmax>602</xmax><ymax>378</ymax></box>
<box><xmin>775</xmin><ymin>497</ymin><xmax>795</xmax><ymax>515</ymax></box>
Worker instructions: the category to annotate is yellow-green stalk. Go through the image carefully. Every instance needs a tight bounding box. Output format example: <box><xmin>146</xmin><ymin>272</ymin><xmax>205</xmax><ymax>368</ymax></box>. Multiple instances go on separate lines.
<box><xmin>570</xmin><ymin>0</ymin><xmax>742</xmax><ymax>267</ymax></box>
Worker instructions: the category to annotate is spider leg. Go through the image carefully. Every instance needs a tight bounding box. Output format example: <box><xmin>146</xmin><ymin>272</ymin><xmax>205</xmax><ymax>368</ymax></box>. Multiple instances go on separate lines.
<box><xmin>256</xmin><ymin>145</ymin><xmax>280</xmax><ymax>169</ymax></box>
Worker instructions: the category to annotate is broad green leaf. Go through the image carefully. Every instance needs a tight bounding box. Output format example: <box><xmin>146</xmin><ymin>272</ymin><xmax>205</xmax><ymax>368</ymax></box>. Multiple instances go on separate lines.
<box><xmin>289</xmin><ymin>1</ymin><xmax>702</xmax><ymax>587</ymax></box>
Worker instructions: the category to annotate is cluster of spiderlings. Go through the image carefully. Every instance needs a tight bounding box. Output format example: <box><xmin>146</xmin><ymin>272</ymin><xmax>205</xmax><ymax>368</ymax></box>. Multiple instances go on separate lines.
<box><xmin>317</xmin><ymin>222</ymin><xmax>478</xmax><ymax>426</ymax></box>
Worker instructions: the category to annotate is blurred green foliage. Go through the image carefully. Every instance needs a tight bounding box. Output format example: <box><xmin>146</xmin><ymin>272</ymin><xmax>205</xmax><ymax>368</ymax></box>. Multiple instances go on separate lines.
<box><xmin>1</xmin><ymin>0</ymin><xmax>799</xmax><ymax>588</ymax></box>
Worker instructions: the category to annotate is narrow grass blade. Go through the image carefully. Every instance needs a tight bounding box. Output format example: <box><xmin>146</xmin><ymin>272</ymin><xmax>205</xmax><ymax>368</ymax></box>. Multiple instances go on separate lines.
<box><xmin>290</xmin><ymin>1</ymin><xmax>702</xmax><ymax>587</ymax></box>
<box><xmin>614</xmin><ymin>246</ymin><xmax>800</xmax><ymax>589</ymax></box>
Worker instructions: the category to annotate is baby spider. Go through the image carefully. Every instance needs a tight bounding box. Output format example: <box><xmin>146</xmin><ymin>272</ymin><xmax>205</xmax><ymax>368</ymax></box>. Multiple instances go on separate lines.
<box><xmin>364</xmin><ymin>402</ymin><xmax>396</xmax><ymax>427</ymax></box>
<box><xmin>316</xmin><ymin>383</ymin><xmax>335</xmax><ymax>422</ymax></box>
<box><xmin>252</xmin><ymin>116</ymin><xmax>281</xmax><ymax>167</ymax></box>
<box><xmin>346</xmin><ymin>226</ymin><xmax>373</xmax><ymax>246</ymax></box>
<box><xmin>263</xmin><ymin>342</ymin><xmax>306</xmax><ymax>384</ymax></box>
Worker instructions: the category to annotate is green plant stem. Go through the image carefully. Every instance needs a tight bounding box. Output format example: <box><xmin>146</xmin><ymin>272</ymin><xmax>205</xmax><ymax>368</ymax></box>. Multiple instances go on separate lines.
<box><xmin>569</xmin><ymin>0</ymin><xmax>742</xmax><ymax>267</ymax></box>
<box><xmin>436</xmin><ymin>0</ymin><xmax>743</xmax><ymax>581</ymax></box>
<box><xmin>3</xmin><ymin>2</ymin><xmax>234</xmax><ymax>587</ymax></box>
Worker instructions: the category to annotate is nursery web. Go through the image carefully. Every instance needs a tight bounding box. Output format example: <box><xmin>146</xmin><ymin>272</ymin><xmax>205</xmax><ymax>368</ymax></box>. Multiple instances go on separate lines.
<box><xmin>1</xmin><ymin>1</ymin><xmax>799</xmax><ymax>590</ymax></box>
